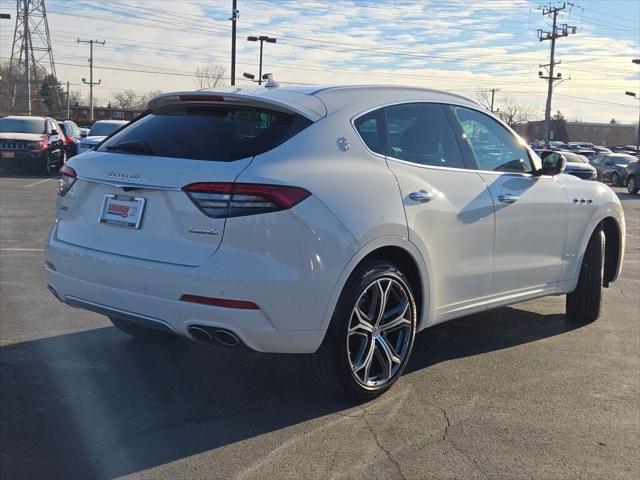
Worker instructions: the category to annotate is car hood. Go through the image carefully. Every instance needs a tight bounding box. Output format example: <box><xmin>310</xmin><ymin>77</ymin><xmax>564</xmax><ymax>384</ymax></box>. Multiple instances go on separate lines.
<box><xmin>82</xmin><ymin>136</ymin><xmax>107</xmax><ymax>144</ymax></box>
<box><xmin>0</xmin><ymin>132</ymin><xmax>43</xmax><ymax>142</ymax></box>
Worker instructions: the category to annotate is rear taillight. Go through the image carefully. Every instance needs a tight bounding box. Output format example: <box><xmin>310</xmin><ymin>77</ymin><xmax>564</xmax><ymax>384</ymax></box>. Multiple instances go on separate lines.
<box><xmin>29</xmin><ymin>137</ymin><xmax>48</xmax><ymax>152</ymax></box>
<box><xmin>58</xmin><ymin>165</ymin><xmax>77</xmax><ymax>196</ymax></box>
<box><xmin>65</xmin><ymin>135</ymin><xmax>73</xmax><ymax>145</ymax></box>
<box><xmin>183</xmin><ymin>182</ymin><xmax>311</xmax><ymax>218</ymax></box>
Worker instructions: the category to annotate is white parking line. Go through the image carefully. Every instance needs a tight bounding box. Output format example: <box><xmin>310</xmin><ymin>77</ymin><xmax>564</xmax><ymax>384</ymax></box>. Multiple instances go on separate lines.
<box><xmin>0</xmin><ymin>248</ymin><xmax>43</xmax><ymax>252</ymax></box>
<box><xmin>22</xmin><ymin>179</ymin><xmax>52</xmax><ymax>188</ymax></box>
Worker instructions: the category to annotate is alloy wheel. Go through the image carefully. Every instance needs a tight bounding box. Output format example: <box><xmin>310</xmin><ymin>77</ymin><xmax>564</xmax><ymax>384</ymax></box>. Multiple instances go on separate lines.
<box><xmin>347</xmin><ymin>277</ymin><xmax>413</xmax><ymax>388</ymax></box>
<box><xmin>628</xmin><ymin>176</ymin><xmax>637</xmax><ymax>194</ymax></box>
<box><xmin>611</xmin><ymin>173</ymin><xmax>619</xmax><ymax>186</ymax></box>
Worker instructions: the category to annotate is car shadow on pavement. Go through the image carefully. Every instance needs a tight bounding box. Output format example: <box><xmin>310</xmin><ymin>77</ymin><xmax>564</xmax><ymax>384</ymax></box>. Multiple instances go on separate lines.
<box><xmin>0</xmin><ymin>306</ymin><xmax>579</xmax><ymax>479</ymax></box>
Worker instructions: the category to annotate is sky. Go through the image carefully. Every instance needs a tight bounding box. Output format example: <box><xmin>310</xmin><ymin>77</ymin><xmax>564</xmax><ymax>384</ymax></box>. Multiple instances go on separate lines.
<box><xmin>1</xmin><ymin>0</ymin><xmax>639</xmax><ymax>123</ymax></box>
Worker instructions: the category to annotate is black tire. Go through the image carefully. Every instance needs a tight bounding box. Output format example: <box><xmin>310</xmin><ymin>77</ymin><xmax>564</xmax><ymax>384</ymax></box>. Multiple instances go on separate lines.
<box><xmin>566</xmin><ymin>227</ymin><xmax>604</xmax><ymax>324</ymax></box>
<box><xmin>306</xmin><ymin>259</ymin><xmax>417</xmax><ymax>400</ymax></box>
<box><xmin>627</xmin><ymin>175</ymin><xmax>638</xmax><ymax>194</ymax></box>
<box><xmin>611</xmin><ymin>172</ymin><xmax>620</xmax><ymax>186</ymax></box>
<box><xmin>109</xmin><ymin>316</ymin><xmax>175</xmax><ymax>339</ymax></box>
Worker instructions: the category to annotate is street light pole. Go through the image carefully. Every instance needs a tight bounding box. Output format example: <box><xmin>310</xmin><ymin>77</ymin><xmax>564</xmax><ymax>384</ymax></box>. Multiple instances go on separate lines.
<box><xmin>247</xmin><ymin>35</ymin><xmax>276</xmax><ymax>85</ymax></box>
<box><xmin>626</xmin><ymin>91</ymin><xmax>640</xmax><ymax>151</ymax></box>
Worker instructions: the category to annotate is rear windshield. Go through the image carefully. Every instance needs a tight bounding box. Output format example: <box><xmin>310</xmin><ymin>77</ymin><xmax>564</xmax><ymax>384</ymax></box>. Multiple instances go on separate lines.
<box><xmin>0</xmin><ymin>118</ymin><xmax>45</xmax><ymax>134</ymax></box>
<box><xmin>89</xmin><ymin>122</ymin><xmax>125</xmax><ymax>137</ymax></box>
<box><xmin>98</xmin><ymin>104</ymin><xmax>312</xmax><ymax>161</ymax></box>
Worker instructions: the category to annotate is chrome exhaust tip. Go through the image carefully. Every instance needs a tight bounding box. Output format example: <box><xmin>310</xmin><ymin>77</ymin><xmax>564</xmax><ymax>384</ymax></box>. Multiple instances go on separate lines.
<box><xmin>187</xmin><ymin>326</ymin><xmax>214</xmax><ymax>343</ymax></box>
<box><xmin>187</xmin><ymin>325</ymin><xmax>240</xmax><ymax>346</ymax></box>
<box><xmin>213</xmin><ymin>329</ymin><xmax>240</xmax><ymax>347</ymax></box>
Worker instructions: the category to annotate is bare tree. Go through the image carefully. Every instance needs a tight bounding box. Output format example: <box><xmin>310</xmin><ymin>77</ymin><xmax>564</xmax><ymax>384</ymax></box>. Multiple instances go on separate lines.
<box><xmin>194</xmin><ymin>64</ymin><xmax>226</xmax><ymax>89</ymax></box>
<box><xmin>475</xmin><ymin>90</ymin><xmax>494</xmax><ymax>110</ymax></box>
<box><xmin>113</xmin><ymin>89</ymin><xmax>147</xmax><ymax>109</ymax></box>
<box><xmin>497</xmin><ymin>95</ymin><xmax>533</xmax><ymax>127</ymax></box>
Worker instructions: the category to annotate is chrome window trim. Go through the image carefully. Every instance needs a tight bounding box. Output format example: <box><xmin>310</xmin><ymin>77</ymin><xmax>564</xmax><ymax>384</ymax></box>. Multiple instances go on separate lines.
<box><xmin>79</xmin><ymin>176</ymin><xmax>182</xmax><ymax>191</ymax></box>
<box><xmin>349</xmin><ymin>99</ymin><xmax>535</xmax><ymax>175</ymax></box>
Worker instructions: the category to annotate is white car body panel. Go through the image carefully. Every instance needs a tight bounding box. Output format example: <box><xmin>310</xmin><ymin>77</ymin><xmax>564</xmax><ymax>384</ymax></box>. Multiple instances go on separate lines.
<box><xmin>45</xmin><ymin>85</ymin><xmax>626</xmax><ymax>353</ymax></box>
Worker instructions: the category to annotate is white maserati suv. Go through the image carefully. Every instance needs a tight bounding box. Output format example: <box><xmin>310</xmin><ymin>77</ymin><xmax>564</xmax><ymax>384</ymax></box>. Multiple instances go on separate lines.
<box><xmin>45</xmin><ymin>85</ymin><xmax>625</xmax><ymax>399</ymax></box>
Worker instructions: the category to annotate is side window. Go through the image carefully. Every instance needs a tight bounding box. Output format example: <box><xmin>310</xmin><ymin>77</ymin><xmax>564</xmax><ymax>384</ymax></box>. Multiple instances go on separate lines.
<box><xmin>451</xmin><ymin>106</ymin><xmax>532</xmax><ymax>173</ymax></box>
<box><xmin>354</xmin><ymin>109</ymin><xmax>385</xmax><ymax>155</ymax></box>
<box><xmin>384</xmin><ymin>103</ymin><xmax>464</xmax><ymax>168</ymax></box>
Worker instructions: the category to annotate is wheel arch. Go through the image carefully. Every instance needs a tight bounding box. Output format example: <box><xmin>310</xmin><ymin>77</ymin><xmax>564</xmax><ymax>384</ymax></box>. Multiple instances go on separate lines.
<box><xmin>601</xmin><ymin>216</ymin><xmax>623</xmax><ymax>287</ymax></box>
<box><xmin>319</xmin><ymin>236</ymin><xmax>431</xmax><ymax>332</ymax></box>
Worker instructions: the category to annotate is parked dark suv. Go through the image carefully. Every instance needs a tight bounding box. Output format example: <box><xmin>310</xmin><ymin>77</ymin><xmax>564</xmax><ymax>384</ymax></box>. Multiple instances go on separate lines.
<box><xmin>590</xmin><ymin>153</ymin><xmax>638</xmax><ymax>186</ymax></box>
<box><xmin>0</xmin><ymin>116</ymin><xmax>66</xmax><ymax>174</ymax></box>
<box><xmin>623</xmin><ymin>160</ymin><xmax>640</xmax><ymax>194</ymax></box>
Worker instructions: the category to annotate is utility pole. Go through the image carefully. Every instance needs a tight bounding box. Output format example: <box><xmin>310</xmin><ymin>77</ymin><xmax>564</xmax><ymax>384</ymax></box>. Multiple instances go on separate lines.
<box><xmin>78</xmin><ymin>38</ymin><xmax>105</xmax><ymax>121</ymax></box>
<box><xmin>489</xmin><ymin>88</ymin><xmax>499</xmax><ymax>112</ymax></box>
<box><xmin>230</xmin><ymin>0</ymin><xmax>238</xmax><ymax>86</ymax></box>
<box><xmin>538</xmin><ymin>3</ymin><xmax>576</xmax><ymax>148</ymax></box>
<box><xmin>65</xmin><ymin>80</ymin><xmax>70</xmax><ymax>118</ymax></box>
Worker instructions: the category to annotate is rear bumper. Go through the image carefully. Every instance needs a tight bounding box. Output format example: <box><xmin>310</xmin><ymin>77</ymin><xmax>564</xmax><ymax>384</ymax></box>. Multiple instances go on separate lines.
<box><xmin>45</xmin><ymin>196</ymin><xmax>358</xmax><ymax>353</ymax></box>
<box><xmin>46</xmin><ymin>267</ymin><xmax>323</xmax><ymax>353</ymax></box>
<box><xmin>0</xmin><ymin>151</ymin><xmax>45</xmax><ymax>171</ymax></box>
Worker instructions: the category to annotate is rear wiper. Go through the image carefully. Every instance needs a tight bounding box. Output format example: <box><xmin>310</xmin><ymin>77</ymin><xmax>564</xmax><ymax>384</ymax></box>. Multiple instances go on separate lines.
<box><xmin>105</xmin><ymin>140</ymin><xmax>154</xmax><ymax>155</ymax></box>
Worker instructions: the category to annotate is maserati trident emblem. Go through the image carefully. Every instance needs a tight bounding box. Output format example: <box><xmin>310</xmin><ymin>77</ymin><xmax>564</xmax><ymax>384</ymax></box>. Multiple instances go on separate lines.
<box><xmin>106</xmin><ymin>171</ymin><xmax>141</xmax><ymax>182</ymax></box>
<box><xmin>189</xmin><ymin>227</ymin><xmax>219</xmax><ymax>236</ymax></box>
<box><xmin>337</xmin><ymin>137</ymin><xmax>350</xmax><ymax>151</ymax></box>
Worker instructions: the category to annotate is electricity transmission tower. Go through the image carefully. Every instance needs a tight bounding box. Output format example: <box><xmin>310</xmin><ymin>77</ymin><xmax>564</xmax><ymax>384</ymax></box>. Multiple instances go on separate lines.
<box><xmin>538</xmin><ymin>3</ymin><xmax>576</xmax><ymax>147</ymax></box>
<box><xmin>8</xmin><ymin>0</ymin><xmax>59</xmax><ymax>115</ymax></box>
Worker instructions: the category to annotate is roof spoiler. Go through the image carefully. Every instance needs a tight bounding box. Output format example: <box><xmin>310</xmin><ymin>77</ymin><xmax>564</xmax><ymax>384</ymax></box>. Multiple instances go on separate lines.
<box><xmin>148</xmin><ymin>90</ymin><xmax>325</xmax><ymax>121</ymax></box>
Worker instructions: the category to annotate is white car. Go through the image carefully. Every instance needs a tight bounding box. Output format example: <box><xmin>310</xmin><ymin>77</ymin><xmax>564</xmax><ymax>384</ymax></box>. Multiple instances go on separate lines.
<box><xmin>46</xmin><ymin>85</ymin><xmax>625</xmax><ymax>399</ymax></box>
<box><xmin>77</xmin><ymin>120</ymin><xmax>128</xmax><ymax>155</ymax></box>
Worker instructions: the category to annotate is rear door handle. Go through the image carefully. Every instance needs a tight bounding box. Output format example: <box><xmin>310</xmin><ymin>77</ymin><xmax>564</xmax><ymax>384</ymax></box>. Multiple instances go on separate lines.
<box><xmin>498</xmin><ymin>193</ymin><xmax>520</xmax><ymax>204</ymax></box>
<box><xmin>409</xmin><ymin>190</ymin><xmax>434</xmax><ymax>203</ymax></box>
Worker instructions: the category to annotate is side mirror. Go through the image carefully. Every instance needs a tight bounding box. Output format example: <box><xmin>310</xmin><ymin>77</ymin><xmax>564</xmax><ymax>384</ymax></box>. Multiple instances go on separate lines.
<box><xmin>539</xmin><ymin>152</ymin><xmax>566</xmax><ymax>176</ymax></box>
<box><xmin>50</xmin><ymin>129</ymin><xmax>58</xmax><ymax>136</ymax></box>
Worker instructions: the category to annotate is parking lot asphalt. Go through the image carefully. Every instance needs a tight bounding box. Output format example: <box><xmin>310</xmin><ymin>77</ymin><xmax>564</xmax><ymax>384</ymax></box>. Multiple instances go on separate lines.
<box><xmin>0</xmin><ymin>174</ymin><xmax>638</xmax><ymax>480</ymax></box>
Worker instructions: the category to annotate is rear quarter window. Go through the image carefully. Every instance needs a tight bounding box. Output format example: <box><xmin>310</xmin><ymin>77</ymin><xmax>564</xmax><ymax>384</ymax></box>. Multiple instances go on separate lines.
<box><xmin>98</xmin><ymin>104</ymin><xmax>312</xmax><ymax>161</ymax></box>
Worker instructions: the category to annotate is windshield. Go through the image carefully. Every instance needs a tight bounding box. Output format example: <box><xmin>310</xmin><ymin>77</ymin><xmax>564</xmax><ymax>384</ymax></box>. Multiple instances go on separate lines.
<box><xmin>89</xmin><ymin>122</ymin><xmax>125</xmax><ymax>137</ymax></box>
<box><xmin>0</xmin><ymin>118</ymin><xmax>45</xmax><ymax>134</ymax></box>
<box><xmin>98</xmin><ymin>104</ymin><xmax>311</xmax><ymax>161</ymax></box>
<box><xmin>611</xmin><ymin>155</ymin><xmax>635</xmax><ymax>165</ymax></box>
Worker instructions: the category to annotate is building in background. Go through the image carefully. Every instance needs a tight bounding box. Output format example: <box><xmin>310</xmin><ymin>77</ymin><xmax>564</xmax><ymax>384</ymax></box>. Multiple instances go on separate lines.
<box><xmin>516</xmin><ymin>120</ymin><xmax>638</xmax><ymax>146</ymax></box>
<box><xmin>67</xmin><ymin>105</ymin><xmax>143</xmax><ymax>125</ymax></box>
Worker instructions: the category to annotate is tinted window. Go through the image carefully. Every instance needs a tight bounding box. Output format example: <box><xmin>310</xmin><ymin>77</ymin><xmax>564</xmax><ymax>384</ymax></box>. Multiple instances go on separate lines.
<box><xmin>384</xmin><ymin>103</ymin><xmax>464</xmax><ymax>168</ymax></box>
<box><xmin>99</xmin><ymin>105</ymin><xmax>311</xmax><ymax>161</ymax></box>
<box><xmin>0</xmin><ymin>117</ymin><xmax>45</xmax><ymax>134</ymax></box>
<box><xmin>354</xmin><ymin>110</ymin><xmax>385</xmax><ymax>155</ymax></box>
<box><xmin>89</xmin><ymin>122</ymin><xmax>125</xmax><ymax>137</ymax></box>
<box><xmin>452</xmin><ymin>106</ymin><xmax>531</xmax><ymax>173</ymax></box>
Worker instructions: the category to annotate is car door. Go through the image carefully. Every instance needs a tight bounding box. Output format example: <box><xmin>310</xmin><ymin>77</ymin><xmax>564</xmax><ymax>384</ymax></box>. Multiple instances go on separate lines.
<box><xmin>362</xmin><ymin>102</ymin><xmax>495</xmax><ymax>317</ymax></box>
<box><xmin>449</xmin><ymin>105</ymin><xmax>571</xmax><ymax>297</ymax></box>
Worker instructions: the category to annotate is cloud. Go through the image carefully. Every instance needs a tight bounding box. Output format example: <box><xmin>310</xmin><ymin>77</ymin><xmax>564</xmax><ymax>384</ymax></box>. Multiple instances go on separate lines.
<box><xmin>10</xmin><ymin>0</ymin><xmax>636</xmax><ymax>123</ymax></box>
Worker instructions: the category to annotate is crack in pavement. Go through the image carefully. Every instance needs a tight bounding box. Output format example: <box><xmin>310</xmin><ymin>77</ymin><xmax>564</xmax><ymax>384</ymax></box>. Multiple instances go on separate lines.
<box><xmin>361</xmin><ymin>412</ymin><xmax>407</xmax><ymax>480</ymax></box>
<box><xmin>435</xmin><ymin>407</ymin><xmax>485</xmax><ymax>476</ymax></box>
